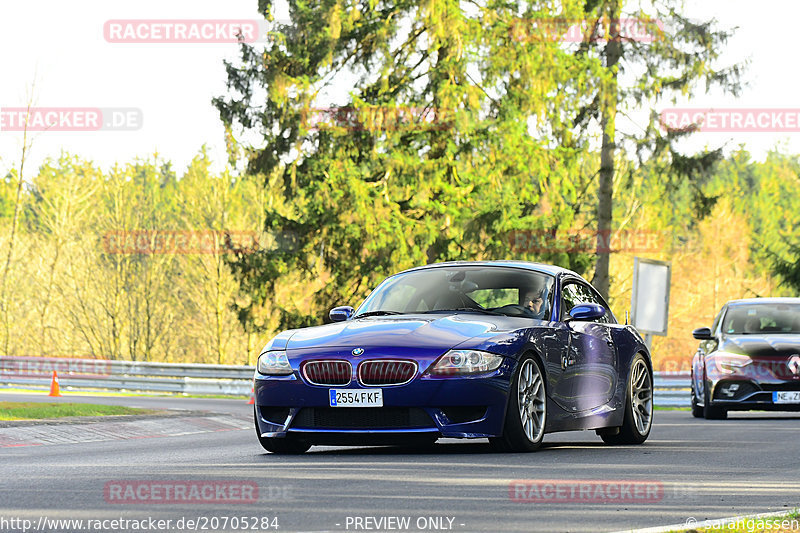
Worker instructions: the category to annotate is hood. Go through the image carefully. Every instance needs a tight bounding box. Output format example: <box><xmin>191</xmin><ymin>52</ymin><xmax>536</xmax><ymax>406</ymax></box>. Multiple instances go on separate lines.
<box><xmin>720</xmin><ymin>335</ymin><xmax>800</xmax><ymax>359</ymax></box>
<box><xmin>285</xmin><ymin>314</ymin><xmax>513</xmax><ymax>352</ymax></box>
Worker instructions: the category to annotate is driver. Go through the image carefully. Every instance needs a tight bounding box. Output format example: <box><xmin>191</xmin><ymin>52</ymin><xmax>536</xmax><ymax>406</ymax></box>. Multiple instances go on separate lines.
<box><xmin>521</xmin><ymin>280</ymin><xmax>548</xmax><ymax>319</ymax></box>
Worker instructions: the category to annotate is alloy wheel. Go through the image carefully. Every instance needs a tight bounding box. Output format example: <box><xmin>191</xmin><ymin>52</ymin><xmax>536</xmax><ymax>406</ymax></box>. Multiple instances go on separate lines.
<box><xmin>630</xmin><ymin>358</ymin><xmax>653</xmax><ymax>434</ymax></box>
<box><xmin>517</xmin><ymin>359</ymin><xmax>546</xmax><ymax>443</ymax></box>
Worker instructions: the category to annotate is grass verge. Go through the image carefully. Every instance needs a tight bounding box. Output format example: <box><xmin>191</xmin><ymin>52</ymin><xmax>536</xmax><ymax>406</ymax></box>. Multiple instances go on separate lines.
<box><xmin>0</xmin><ymin>401</ymin><xmax>153</xmax><ymax>420</ymax></box>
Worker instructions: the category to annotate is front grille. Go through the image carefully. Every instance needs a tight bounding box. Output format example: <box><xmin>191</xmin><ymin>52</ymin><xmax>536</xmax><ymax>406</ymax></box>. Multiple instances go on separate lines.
<box><xmin>758</xmin><ymin>382</ymin><xmax>800</xmax><ymax>392</ymax></box>
<box><xmin>292</xmin><ymin>407</ymin><xmax>434</xmax><ymax>429</ymax></box>
<box><xmin>301</xmin><ymin>360</ymin><xmax>352</xmax><ymax>386</ymax></box>
<box><xmin>358</xmin><ymin>360</ymin><xmax>417</xmax><ymax>386</ymax></box>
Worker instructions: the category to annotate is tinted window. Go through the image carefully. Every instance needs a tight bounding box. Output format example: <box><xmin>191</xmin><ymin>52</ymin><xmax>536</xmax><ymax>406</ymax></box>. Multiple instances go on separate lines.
<box><xmin>561</xmin><ymin>283</ymin><xmax>583</xmax><ymax>319</ymax></box>
<box><xmin>722</xmin><ymin>304</ymin><xmax>800</xmax><ymax>334</ymax></box>
<box><xmin>356</xmin><ymin>266</ymin><xmax>555</xmax><ymax>319</ymax></box>
<box><xmin>711</xmin><ymin>307</ymin><xmax>725</xmax><ymax>334</ymax></box>
<box><xmin>561</xmin><ymin>281</ymin><xmax>613</xmax><ymax>323</ymax></box>
<box><xmin>471</xmin><ymin>288</ymin><xmax>519</xmax><ymax>308</ymax></box>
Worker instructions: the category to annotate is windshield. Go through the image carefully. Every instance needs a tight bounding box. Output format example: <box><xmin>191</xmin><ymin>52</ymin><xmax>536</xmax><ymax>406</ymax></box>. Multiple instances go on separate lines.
<box><xmin>354</xmin><ymin>266</ymin><xmax>555</xmax><ymax>320</ymax></box>
<box><xmin>721</xmin><ymin>304</ymin><xmax>800</xmax><ymax>334</ymax></box>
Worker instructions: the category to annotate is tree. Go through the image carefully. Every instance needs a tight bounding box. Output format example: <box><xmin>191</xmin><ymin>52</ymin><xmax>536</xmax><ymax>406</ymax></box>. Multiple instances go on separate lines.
<box><xmin>569</xmin><ymin>0</ymin><xmax>744</xmax><ymax>298</ymax></box>
<box><xmin>122</xmin><ymin>159</ymin><xmax>181</xmax><ymax>361</ymax></box>
<box><xmin>27</xmin><ymin>154</ymin><xmax>99</xmax><ymax>350</ymax></box>
<box><xmin>710</xmin><ymin>150</ymin><xmax>800</xmax><ymax>294</ymax></box>
<box><xmin>1</xmin><ymin>90</ymin><xmax>39</xmax><ymax>354</ymax></box>
<box><xmin>174</xmin><ymin>151</ymin><xmax>260</xmax><ymax>364</ymax></box>
<box><xmin>772</xmin><ymin>247</ymin><xmax>800</xmax><ymax>293</ymax></box>
<box><xmin>215</xmin><ymin>0</ymin><xmax>601</xmax><ymax>331</ymax></box>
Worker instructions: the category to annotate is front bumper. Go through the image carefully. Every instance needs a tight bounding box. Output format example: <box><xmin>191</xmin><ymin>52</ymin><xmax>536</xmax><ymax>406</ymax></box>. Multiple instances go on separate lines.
<box><xmin>709</xmin><ymin>378</ymin><xmax>800</xmax><ymax>411</ymax></box>
<box><xmin>254</xmin><ymin>366</ymin><xmax>512</xmax><ymax>442</ymax></box>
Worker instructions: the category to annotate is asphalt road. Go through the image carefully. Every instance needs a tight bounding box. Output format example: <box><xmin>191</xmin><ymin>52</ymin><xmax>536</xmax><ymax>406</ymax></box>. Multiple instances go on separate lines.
<box><xmin>1</xmin><ymin>392</ymin><xmax>799</xmax><ymax>533</ymax></box>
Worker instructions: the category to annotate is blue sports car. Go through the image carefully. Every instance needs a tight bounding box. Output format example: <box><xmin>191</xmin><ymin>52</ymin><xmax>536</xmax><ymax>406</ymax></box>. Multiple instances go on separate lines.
<box><xmin>253</xmin><ymin>261</ymin><xmax>653</xmax><ymax>453</ymax></box>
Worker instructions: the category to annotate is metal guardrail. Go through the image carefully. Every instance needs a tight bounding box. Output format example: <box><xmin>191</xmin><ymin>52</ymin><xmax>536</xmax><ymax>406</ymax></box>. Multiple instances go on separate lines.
<box><xmin>653</xmin><ymin>374</ymin><xmax>691</xmax><ymax>407</ymax></box>
<box><xmin>0</xmin><ymin>356</ymin><xmax>255</xmax><ymax>396</ymax></box>
<box><xmin>0</xmin><ymin>356</ymin><xmax>691</xmax><ymax>406</ymax></box>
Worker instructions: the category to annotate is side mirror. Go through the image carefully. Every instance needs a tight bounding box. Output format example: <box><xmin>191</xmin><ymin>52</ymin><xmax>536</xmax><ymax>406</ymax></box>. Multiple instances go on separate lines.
<box><xmin>692</xmin><ymin>327</ymin><xmax>713</xmax><ymax>340</ymax></box>
<box><xmin>329</xmin><ymin>306</ymin><xmax>354</xmax><ymax>322</ymax></box>
<box><xmin>567</xmin><ymin>303</ymin><xmax>606</xmax><ymax>321</ymax></box>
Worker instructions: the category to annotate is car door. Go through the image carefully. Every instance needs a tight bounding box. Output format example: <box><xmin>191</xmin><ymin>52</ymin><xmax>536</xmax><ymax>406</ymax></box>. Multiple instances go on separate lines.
<box><xmin>560</xmin><ymin>280</ymin><xmax>618</xmax><ymax>412</ymax></box>
<box><xmin>536</xmin><ymin>295</ymin><xmax>574</xmax><ymax>414</ymax></box>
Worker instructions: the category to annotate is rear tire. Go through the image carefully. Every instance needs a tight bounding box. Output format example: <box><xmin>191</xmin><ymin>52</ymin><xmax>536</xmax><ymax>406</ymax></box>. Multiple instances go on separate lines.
<box><xmin>602</xmin><ymin>354</ymin><xmax>653</xmax><ymax>445</ymax></box>
<box><xmin>254</xmin><ymin>407</ymin><xmax>311</xmax><ymax>454</ymax></box>
<box><xmin>490</xmin><ymin>355</ymin><xmax>546</xmax><ymax>453</ymax></box>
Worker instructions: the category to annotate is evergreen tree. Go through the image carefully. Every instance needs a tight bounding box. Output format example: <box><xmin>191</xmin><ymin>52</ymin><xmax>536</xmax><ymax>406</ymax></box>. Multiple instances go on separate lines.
<box><xmin>214</xmin><ymin>0</ymin><xmax>603</xmax><ymax>329</ymax></box>
<box><xmin>569</xmin><ymin>0</ymin><xmax>744</xmax><ymax>298</ymax></box>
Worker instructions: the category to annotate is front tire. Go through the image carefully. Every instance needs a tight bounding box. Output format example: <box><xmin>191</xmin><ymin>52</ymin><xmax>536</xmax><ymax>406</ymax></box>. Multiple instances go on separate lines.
<box><xmin>254</xmin><ymin>408</ymin><xmax>311</xmax><ymax>454</ymax></box>
<box><xmin>602</xmin><ymin>354</ymin><xmax>653</xmax><ymax>445</ymax></box>
<box><xmin>691</xmin><ymin>380</ymin><xmax>704</xmax><ymax>418</ymax></box>
<box><xmin>490</xmin><ymin>355</ymin><xmax>547</xmax><ymax>453</ymax></box>
<box><xmin>703</xmin><ymin>385</ymin><xmax>727</xmax><ymax>420</ymax></box>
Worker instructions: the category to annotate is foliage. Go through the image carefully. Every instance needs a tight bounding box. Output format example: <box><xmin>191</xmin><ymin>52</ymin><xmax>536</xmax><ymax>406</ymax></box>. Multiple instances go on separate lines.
<box><xmin>0</xmin><ymin>145</ymin><xmax>796</xmax><ymax>366</ymax></box>
<box><xmin>213</xmin><ymin>0</ymin><xmax>630</xmax><ymax>330</ymax></box>
<box><xmin>0</xmin><ymin>152</ymin><xmax>262</xmax><ymax>364</ymax></box>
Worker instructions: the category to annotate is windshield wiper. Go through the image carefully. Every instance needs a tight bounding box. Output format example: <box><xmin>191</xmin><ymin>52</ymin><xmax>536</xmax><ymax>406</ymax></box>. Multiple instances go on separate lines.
<box><xmin>422</xmin><ymin>308</ymin><xmax>503</xmax><ymax>316</ymax></box>
<box><xmin>354</xmin><ymin>310</ymin><xmax>403</xmax><ymax>318</ymax></box>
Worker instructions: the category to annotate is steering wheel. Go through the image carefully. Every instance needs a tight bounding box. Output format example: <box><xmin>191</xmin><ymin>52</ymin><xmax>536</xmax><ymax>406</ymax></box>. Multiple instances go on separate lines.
<box><xmin>492</xmin><ymin>304</ymin><xmax>536</xmax><ymax>317</ymax></box>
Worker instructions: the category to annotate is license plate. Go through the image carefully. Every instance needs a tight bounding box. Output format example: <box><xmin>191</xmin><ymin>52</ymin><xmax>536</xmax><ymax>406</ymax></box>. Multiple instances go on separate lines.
<box><xmin>773</xmin><ymin>391</ymin><xmax>800</xmax><ymax>404</ymax></box>
<box><xmin>329</xmin><ymin>389</ymin><xmax>383</xmax><ymax>407</ymax></box>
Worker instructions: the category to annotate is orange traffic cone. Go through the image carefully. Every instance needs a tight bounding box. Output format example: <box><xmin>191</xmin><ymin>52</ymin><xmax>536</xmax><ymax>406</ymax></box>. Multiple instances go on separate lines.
<box><xmin>247</xmin><ymin>386</ymin><xmax>255</xmax><ymax>405</ymax></box>
<box><xmin>49</xmin><ymin>371</ymin><xmax>62</xmax><ymax>397</ymax></box>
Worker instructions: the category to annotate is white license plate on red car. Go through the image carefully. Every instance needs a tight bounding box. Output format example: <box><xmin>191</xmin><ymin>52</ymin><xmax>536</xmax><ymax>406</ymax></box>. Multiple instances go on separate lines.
<box><xmin>329</xmin><ymin>389</ymin><xmax>383</xmax><ymax>407</ymax></box>
<box><xmin>773</xmin><ymin>391</ymin><xmax>800</xmax><ymax>404</ymax></box>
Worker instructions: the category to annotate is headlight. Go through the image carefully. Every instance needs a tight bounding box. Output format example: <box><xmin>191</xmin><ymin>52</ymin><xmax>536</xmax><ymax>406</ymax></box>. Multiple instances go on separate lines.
<box><xmin>710</xmin><ymin>352</ymin><xmax>752</xmax><ymax>375</ymax></box>
<box><xmin>429</xmin><ymin>350</ymin><xmax>503</xmax><ymax>375</ymax></box>
<box><xmin>257</xmin><ymin>351</ymin><xmax>293</xmax><ymax>375</ymax></box>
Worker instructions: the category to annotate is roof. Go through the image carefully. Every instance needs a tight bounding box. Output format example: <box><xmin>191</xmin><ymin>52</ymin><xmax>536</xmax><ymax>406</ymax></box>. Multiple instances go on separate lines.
<box><xmin>726</xmin><ymin>297</ymin><xmax>800</xmax><ymax>306</ymax></box>
<box><xmin>398</xmin><ymin>260</ymin><xmax>579</xmax><ymax>278</ymax></box>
